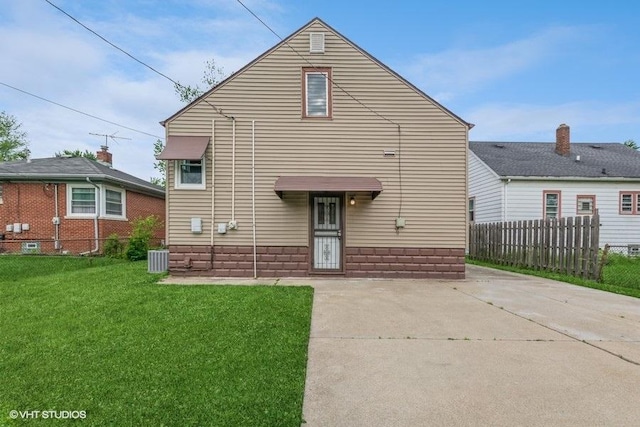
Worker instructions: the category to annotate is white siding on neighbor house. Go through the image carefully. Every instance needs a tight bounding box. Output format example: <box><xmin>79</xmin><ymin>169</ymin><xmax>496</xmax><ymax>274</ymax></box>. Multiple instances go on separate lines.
<box><xmin>504</xmin><ymin>180</ymin><xmax>640</xmax><ymax>247</ymax></box>
<box><xmin>164</xmin><ymin>20</ymin><xmax>468</xmax><ymax>249</ymax></box>
<box><xmin>468</xmin><ymin>151</ymin><xmax>503</xmax><ymax>223</ymax></box>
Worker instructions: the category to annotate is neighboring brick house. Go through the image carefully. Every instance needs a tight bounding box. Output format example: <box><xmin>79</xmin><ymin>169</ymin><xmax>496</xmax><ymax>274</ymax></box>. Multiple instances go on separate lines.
<box><xmin>0</xmin><ymin>147</ymin><xmax>165</xmax><ymax>254</ymax></box>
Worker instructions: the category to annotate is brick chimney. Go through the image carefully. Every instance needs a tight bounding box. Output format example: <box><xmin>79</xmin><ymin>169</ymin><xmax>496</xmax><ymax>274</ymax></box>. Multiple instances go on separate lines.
<box><xmin>555</xmin><ymin>123</ymin><xmax>570</xmax><ymax>156</ymax></box>
<box><xmin>96</xmin><ymin>145</ymin><xmax>113</xmax><ymax>166</ymax></box>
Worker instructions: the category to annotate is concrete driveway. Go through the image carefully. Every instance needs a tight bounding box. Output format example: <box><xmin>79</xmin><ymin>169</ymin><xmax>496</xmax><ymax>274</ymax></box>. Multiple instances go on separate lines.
<box><xmin>301</xmin><ymin>265</ymin><xmax>640</xmax><ymax>426</ymax></box>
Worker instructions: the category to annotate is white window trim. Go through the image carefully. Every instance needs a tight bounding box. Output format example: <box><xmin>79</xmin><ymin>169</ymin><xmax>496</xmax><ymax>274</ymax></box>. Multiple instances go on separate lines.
<box><xmin>102</xmin><ymin>186</ymin><xmax>127</xmax><ymax>220</ymax></box>
<box><xmin>65</xmin><ymin>183</ymin><xmax>127</xmax><ymax>220</ymax></box>
<box><xmin>174</xmin><ymin>158</ymin><xmax>206</xmax><ymax>190</ymax></box>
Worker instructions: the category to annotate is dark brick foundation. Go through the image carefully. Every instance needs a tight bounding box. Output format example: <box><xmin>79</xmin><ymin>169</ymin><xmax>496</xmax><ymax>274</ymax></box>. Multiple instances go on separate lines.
<box><xmin>168</xmin><ymin>245</ymin><xmax>465</xmax><ymax>279</ymax></box>
<box><xmin>344</xmin><ymin>247</ymin><xmax>465</xmax><ymax>279</ymax></box>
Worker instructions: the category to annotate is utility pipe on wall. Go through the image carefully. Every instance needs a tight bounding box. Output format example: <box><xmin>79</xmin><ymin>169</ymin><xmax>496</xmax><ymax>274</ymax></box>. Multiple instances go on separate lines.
<box><xmin>252</xmin><ymin>120</ymin><xmax>257</xmax><ymax>278</ymax></box>
<box><xmin>54</xmin><ymin>184</ymin><xmax>60</xmax><ymax>250</ymax></box>
<box><xmin>231</xmin><ymin>117</ymin><xmax>236</xmax><ymax>222</ymax></box>
<box><xmin>210</xmin><ymin>119</ymin><xmax>216</xmax><ymax>247</ymax></box>
<box><xmin>85</xmin><ymin>177</ymin><xmax>100</xmax><ymax>254</ymax></box>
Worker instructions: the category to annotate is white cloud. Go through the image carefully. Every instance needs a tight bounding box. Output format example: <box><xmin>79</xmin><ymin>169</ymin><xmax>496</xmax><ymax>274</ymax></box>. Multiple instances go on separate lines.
<box><xmin>466</xmin><ymin>101</ymin><xmax>640</xmax><ymax>142</ymax></box>
<box><xmin>0</xmin><ymin>0</ymin><xmax>280</xmax><ymax>182</ymax></box>
<box><xmin>404</xmin><ymin>26</ymin><xmax>587</xmax><ymax>102</ymax></box>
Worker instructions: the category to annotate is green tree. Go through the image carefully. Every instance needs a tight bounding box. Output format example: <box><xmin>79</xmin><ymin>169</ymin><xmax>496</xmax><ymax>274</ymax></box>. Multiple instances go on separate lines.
<box><xmin>150</xmin><ymin>139</ymin><xmax>165</xmax><ymax>187</ymax></box>
<box><xmin>0</xmin><ymin>111</ymin><xmax>30</xmax><ymax>161</ymax></box>
<box><xmin>174</xmin><ymin>59</ymin><xmax>226</xmax><ymax>103</ymax></box>
<box><xmin>624</xmin><ymin>139</ymin><xmax>638</xmax><ymax>150</ymax></box>
<box><xmin>55</xmin><ymin>149</ymin><xmax>97</xmax><ymax>160</ymax></box>
<box><xmin>152</xmin><ymin>59</ymin><xmax>227</xmax><ymax>186</ymax></box>
<box><xmin>125</xmin><ymin>215</ymin><xmax>163</xmax><ymax>261</ymax></box>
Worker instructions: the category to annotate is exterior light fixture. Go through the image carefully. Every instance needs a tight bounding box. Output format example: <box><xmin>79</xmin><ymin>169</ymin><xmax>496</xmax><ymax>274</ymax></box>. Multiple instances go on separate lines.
<box><xmin>349</xmin><ymin>195</ymin><xmax>356</xmax><ymax>206</ymax></box>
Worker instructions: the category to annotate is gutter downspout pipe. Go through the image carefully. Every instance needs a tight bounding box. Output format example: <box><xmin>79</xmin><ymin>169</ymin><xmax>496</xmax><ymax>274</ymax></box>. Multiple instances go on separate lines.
<box><xmin>252</xmin><ymin>120</ymin><xmax>257</xmax><ymax>278</ymax></box>
<box><xmin>54</xmin><ymin>184</ymin><xmax>60</xmax><ymax>251</ymax></box>
<box><xmin>84</xmin><ymin>177</ymin><xmax>100</xmax><ymax>254</ymax></box>
<box><xmin>231</xmin><ymin>117</ymin><xmax>236</xmax><ymax>222</ymax></box>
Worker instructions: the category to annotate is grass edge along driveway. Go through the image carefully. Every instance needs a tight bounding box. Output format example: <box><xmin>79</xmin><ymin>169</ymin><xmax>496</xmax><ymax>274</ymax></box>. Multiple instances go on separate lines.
<box><xmin>0</xmin><ymin>257</ymin><xmax>313</xmax><ymax>426</ymax></box>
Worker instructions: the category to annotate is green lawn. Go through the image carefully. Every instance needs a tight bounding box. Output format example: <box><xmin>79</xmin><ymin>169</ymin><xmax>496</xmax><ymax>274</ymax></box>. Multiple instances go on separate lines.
<box><xmin>0</xmin><ymin>256</ymin><xmax>313</xmax><ymax>426</ymax></box>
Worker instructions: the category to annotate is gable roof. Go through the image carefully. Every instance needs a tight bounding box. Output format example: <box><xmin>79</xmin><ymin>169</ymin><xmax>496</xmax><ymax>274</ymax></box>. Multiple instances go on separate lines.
<box><xmin>469</xmin><ymin>142</ymin><xmax>640</xmax><ymax>179</ymax></box>
<box><xmin>162</xmin><ymin>17</ymin><xmax>471</xmax><ymax>129</ymax></box>
<box><xmin>0</xmin><ymin>157</ymin><xmax>165</xmax><ymax>197</ymax></box>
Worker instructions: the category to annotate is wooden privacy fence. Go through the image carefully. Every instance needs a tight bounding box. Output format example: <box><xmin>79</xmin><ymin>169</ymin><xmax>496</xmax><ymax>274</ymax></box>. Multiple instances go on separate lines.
<box><xmin>468</xmin><ymin>213</ymin><xmax>600</xmax><ymax>280</ymax></box>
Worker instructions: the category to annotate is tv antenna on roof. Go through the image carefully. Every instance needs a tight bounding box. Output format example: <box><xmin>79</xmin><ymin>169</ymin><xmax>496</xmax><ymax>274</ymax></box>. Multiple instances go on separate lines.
<box><xmin>89</xmin><ymin>131</ymin><xmax>131</xmax><ymax>148</ymax></box>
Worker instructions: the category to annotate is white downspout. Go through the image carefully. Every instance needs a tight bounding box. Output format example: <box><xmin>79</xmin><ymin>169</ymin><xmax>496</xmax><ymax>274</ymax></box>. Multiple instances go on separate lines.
<box><xmin>85</xmin><ymin>177</ymin><xmax>100</xmax><ymax>254</ymax></box>
<box><xmin>53</xmin><ymin>184</ymin><xmax>60</xmax><ymax>250</ymax></box>
<box><xmin>252</xmin><ymin>120</ymin><xmax>257</xmax><ymax>278</ymax></box>
<box><xmin>231</xmin><ymin>117</ymin><xmax>236</xmax><ymax>222</ymax></box>
<box><xmin>210</xmin><ymin>119</ymin><xmax>215</xmax><ymax>247</ymax></box>
<box><xmin>503</xmin><ymin>179</ymin><xmax>510</xmax><ymax>222</ymax></box>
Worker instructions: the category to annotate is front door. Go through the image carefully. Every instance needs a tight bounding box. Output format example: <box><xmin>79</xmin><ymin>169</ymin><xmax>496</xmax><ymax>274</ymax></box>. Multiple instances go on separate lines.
<box><xmin>312</xmin><ymin>195</ymin><xmax>342</xmax><ymax>271</ymax></box>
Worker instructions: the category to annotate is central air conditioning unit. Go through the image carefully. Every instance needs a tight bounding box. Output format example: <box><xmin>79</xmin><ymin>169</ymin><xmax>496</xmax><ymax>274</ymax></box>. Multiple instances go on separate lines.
<box><xmin>628</xmin><ymin>244</ymin><xmax>640</xmax><ymax>256</ymax></box>
<box><xmin>148</xmin><ymin>250</ymin><xmax>169</xmax><ymax>273</ymax></box>
<box><xmin>21</xmin><ymin>242</ymin><xmax>41</xmax><ymax>254</ymax></box>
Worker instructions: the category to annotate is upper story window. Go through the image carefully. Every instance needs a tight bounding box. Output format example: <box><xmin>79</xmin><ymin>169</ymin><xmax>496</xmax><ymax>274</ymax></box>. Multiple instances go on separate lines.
<box><xmin>543</xmin><ymin>191</ymin><xmax>561</xmax><ymax>219</ymax></box>
<box><xmin>468</xmin><ymin>197</ymin><xmax>475</xmax><ymax>222</ymax></box>
<box><xmin>620</xmin><ymin>192</ymin><xmax>640</xmax><ymax>215</ymax></box>
<box><xmin>576</xmin><ymin>195</ymin><xmax>595</xmax><ymax>216</ymax></box>
<box><xmin>302</xmin><ymin>67</ymin><xmax>332</xmax><ymax>118</ymax></box>
<box><xmin>175</xmin><ymin>159</ymin><xmax>205</xmax><ymax>189</ymax></box>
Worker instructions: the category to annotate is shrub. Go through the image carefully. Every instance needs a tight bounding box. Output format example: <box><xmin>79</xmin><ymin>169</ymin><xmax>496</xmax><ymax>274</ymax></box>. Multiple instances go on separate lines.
<box><xmin>125</xmin><ymin>215</ymin><xmax>163</xmax><ymax>261</ymax></box>
<box><xmin>103</xmin><ymin>234</ymin><xmax>124</xmax><ymax>258</ymax></box>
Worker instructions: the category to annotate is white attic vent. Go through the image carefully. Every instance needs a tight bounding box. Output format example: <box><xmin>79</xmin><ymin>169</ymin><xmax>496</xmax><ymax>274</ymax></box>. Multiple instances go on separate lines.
<box><xmin>309</xmin><ymin>32</ymin><xmax>325</xmax><ymax>53</ymax></box>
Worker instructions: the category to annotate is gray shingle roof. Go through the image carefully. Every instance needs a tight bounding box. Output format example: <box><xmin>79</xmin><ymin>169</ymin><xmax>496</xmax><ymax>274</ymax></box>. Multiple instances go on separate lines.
<box><xmin>469</xmin><ymin>142</ymin><xmax>640</xmax><ymax>179</ymax></box>
<box><xmin>0</xmin><ymin>157</ymin><xmax>164</xmax><ymax>197</ymax></box>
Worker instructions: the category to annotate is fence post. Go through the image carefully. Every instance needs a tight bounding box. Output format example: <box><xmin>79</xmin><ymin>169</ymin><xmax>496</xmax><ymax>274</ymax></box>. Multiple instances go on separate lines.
<box><xmin>590</xmin><ymin>212</ymin><xmax>600</xmax><ymax>280</ymax></box>
<box><xmin>597</xmin><ymin>243</ymin><xmax>609</xmax><ymax>283</ymax></box>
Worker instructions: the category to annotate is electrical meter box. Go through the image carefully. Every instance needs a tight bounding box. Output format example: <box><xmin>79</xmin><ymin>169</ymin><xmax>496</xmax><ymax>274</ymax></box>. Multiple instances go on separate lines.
<box><xmin>190</xmin><ymin>217</ymin><xmax>202</xmax><ymax>234</ymax></box>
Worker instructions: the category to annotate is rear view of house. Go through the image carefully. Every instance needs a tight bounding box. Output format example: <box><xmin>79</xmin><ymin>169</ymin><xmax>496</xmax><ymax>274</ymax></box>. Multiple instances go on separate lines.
<box><xmin>469</xmin><ymin>124</ymin><xmax>640</xmax><ymax>249</ymax></box>
<box><xmin>159</xmin><ymin>18</ymin><xmax>470</xmax><ymax>278</ymax></box>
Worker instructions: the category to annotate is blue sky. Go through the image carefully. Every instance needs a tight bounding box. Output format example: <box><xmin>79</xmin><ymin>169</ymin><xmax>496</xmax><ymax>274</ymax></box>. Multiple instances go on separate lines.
<box><xmin>1</xmin><ymin>0</ymin><xmax>639</xmax><ymax>181</ymax></box>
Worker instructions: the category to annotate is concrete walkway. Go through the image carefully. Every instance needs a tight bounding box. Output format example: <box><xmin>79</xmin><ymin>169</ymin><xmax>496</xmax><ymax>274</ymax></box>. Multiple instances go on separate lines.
<box><xmin>161</xmin><ymin>266</ymin><xmax>640</xmax><ymax>426</ymax></box>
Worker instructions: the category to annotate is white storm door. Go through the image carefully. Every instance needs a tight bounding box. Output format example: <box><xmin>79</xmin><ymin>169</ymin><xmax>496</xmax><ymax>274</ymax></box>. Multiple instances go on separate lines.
<box><xmin>313</xmin><ymin>196</ymin><xmax>342</xmax><ymax>270</ymax></box>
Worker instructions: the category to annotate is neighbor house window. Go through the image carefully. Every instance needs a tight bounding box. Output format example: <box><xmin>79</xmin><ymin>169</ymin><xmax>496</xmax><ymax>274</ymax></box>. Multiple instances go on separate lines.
<box><xmin>71</xmin><ymin>187</ymin><xmax>96</xmax><ymax>214</ymax></box>
<box><xmin>67</xmin><ymin>184</ymin><xmax>126</xmax><ymax>218</ymax></box>
<box><xmin>576</xmin><ymin>195</ymin><xmax>595</xmax><ymax>215</ymax></box>
<box><xmin>543</xmin><ymin>191</ymin><xmax>561</xmax><ymax>218</ymax></box>
<box><xmin>468</xmin><ymin>197</ymin><xmax>475</xmax><ymax>222</ymax></box>
<box><xmin>105</xmin><ymin>188</ymin><xmax>124</xmax><ymax>217</ymax></box>
<box><xmin>175</xmin><ymin>159</ymin><xmax>205</xmax><ymax>189</ymax></box>
<box><xmin>0</xmin><ymin>184</ymin><xmax>3</xmax><ymax>204</ymax></box>
<box><xmin>620</xmin><ymin>192</ymin><xmax>640</xmax><ymax>215</ymax></box>
<box><xmin>302</xmin><ymin>67</ymin><xmax>332</xmax><ymax>118</ymax></box>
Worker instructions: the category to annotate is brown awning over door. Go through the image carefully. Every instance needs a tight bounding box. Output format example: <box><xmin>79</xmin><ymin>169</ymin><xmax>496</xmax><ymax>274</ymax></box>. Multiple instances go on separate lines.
<box><xmin>274</xmin><ymin>176</ymin><xmax>383</xmax><ymax>199</ymax></box>
<box><xmin>156</xmin><ymin>136</ymin><xmax>210</xmax><ymax>160</ymax></box>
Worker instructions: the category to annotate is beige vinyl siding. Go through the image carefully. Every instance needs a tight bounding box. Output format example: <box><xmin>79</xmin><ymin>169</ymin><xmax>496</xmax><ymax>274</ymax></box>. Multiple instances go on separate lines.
<box><xmin>166</xmin><ymin>20</ymin><xmax>467</xmax><ymax>248</ymax></box>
